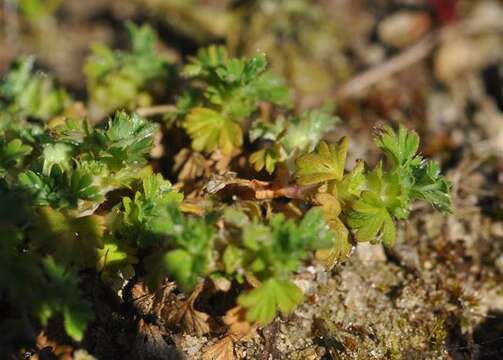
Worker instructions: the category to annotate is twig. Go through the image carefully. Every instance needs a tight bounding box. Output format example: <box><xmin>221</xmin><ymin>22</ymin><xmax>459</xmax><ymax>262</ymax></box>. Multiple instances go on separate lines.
<box><xmin>330</xmin><ymin>18</ymin><xmax>503</xmax><ymax>102</ymax></box>
<box><xmin>255</xmin><ymin>184</ymin><xmax>307</xmax><ymax>200</ymax></box>
<box><xmin>333</xmin><ymin>31</ymin><xmax>440</xmax><ymax>100</ymax></box>
<box><xmin>205</xmin><ymin>173</ymin><xmax>314</xmax><ymax>200</ymax></box>
<box><xmin>136</xmin><ymin>104</ymin><xmax>177</xmax><ymax>117</ymax></box>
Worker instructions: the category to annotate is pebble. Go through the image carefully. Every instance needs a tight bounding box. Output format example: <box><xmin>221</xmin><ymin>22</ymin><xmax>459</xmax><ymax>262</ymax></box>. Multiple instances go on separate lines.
<box><xmin>491</xmin><ymin>222</ymin><xmax>503</xmax><ymax>237</ymax></box>
<box><xmin>378</xmin><ymin>11</ymin><xmax>431</xmax><ymax>48</ymax></box>
<box><xmin>356</xmin><ymin>243</ymin><xmax>386</xmax><ymax>263</ymax></box>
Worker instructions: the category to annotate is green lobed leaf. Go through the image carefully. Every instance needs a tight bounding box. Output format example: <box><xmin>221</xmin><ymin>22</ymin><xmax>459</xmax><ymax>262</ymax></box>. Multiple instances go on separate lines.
<box><xmin>375</xmin><ymin>125</ymin><xmax>420</xmax><ymax>167</ymax></box>
<box><xmin>31</xmin><ymin>207</ymin><xmax>105</xmax><ymax>268</ymax></box>
<box><xmin>145</xmin><ymin>215</ymin><xmax>214</xmax><ymax>290</ymax></box>
<box><xmin>86</xmin><ymin>111</ymin><xmax>158</xmax><ymax>171</ymax></box>
<box><xmin>84</xmin><ymin>23</ymin><xmax>170</xmax><ymax>117</ymax></box>
<box><xmin>298</xmin><ymin>207</ymin><xmax>337</xmax><ymax>250</ymax></box>
<box><xmin>182</xmin><ymin>45</ymin><xmax>229</xmax><ymax>78</ymax></box>
<box><xmin>184</xmin><ymin>107</ymin><xmax>242</xmax><ymax>155</ymax></box>
<box><xmin>295</xmin><ymin>138</ymin><xmax>348</xmax><ymax>185</ymax></box>
<box><xmin>238</xmin><ymin>278</ymin><xmax>303</xmax><ymax>325</ymax></box>
<box><xmin>333</xmin><ymin>159</ymin><xmax>366</xmax><ymax>205</ymax></box>
<box><xmin>410</xmin><ymin>161</ymin><xmax>451</xmax><ymax>212</ymax></box>
<box><xmin>41</xmin><ymin>257</ymin><xmax>93</xmax><ymax>341</ymax></box>
<box><xmin>120</xmin><ymin>174</ymin><xmax>183</xmax><ymax>246</ymax></box>
<box><xmin>164</xmin><ymin>249</ymin><xmax>195</xmax><ymax>288</ymax></box>
<box><xmin>281</xmin><ymin>105</ymin><xmax>338</xmax><ymax>154</ymax></box>
<box><xmin>250</xmin><ymin>146</ymin><xmax>282</xmax><ymax>174</ymax></box>
<box><xmin>96</xmin><ymin>237</ymin><xmax>138</xmax><ymax>275</ymax></box>
<box><xmin>179</xmin><ymin>45</ymin><xmax>291</xmax><ymax>155</ymax></box>
<box><xmin>0</xmin><ymin>56</ymin><xmax>70</xmax><ymax>120</ymax></box>
<box><xmin>347</xmin><ymin>191</ymin><xmax>396</xmax><ymax>246</ymax></box>
<box><xmin>0</xmin><ymin>138</ymin><xmax>32</xmax><ymax>174</ymax></box>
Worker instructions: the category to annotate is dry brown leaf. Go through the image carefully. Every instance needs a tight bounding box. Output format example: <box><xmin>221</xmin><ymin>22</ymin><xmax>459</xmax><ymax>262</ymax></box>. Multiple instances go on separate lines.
<box><xmin>131</xmin><ymin>281</ymin><xmax>155</xmax><ymax>316</ymax></box>
<box><xmin>35</xmin><ymin>332</ymin><xmax>73</xmax><ymax>359</ymax></box>
<box><xmin>133</xmin><ymin>319</ymin><xmax>178</xmax><ymax>360</ymax></box>
<box><xmin>211</xmin><ymin>149</ymin><xmax>236</xmax><ymax>175</ymax></box>
<box><xmin>201</xmin><ymin>336</ymin><xmax>234</xmax><ymax>360</ymax></box>
<box><xmin>205</xmin><ymin>172</ymin><xmax>269</xmax><ymax>194</ymax></box>
<box><xmin>130</xmin><ymin>280</ymin><xmax>176</xmax><ymax>318</ymax></box>
<box><xmin>272</xmin><ymin>202</ymin><xmax>303</xmax><ymax>219</ymax></box>
<box><xmin>150</xmin><ymin>129</ymin><xmax>165</xmax><ymax>159</ymax></box>
<box><xmin>164</xmin><ymin>283</ymin><xmax>210</xmax><ymax>336</ymax></box>
<box><xmin>255</xmin><ymin>185</ymin><xmax>304</xmax><ymax>200</ymax></box>
<box><xmin>204</xmin><ymin>172</ymin><xmax>306</xmax><ymax>200</ymax></box>
<box><xmin>223</xmin><ymin>306</ymin><xmax>255</xmax><ymax>341</ymax></box>
<box><xmin>174</xmin><ymin>149</ymin><xmax>208</xmax><ymax>181</ymax></box>
<box><xmin>239</xmin><ymin>200</ymin><xmax>263</xmax><ymax>220</ymax></box>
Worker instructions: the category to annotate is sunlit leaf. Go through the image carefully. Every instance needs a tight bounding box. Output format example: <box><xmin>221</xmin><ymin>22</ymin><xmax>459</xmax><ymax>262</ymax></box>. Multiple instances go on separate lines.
<box><xmin>348</xmin><ymin>191</ymin><xmax>396</xmax><ymax>246</ymax></box>
<box><xmin>238</xmin><ymin>278</ymin><xmax>303</xmax><ymax>325</ymax></box>
<box><xmin>184</xmin><ymin>107</ymin><xmax>242</xmax><ymax>155</ymax></box>
<box><xmin>295</xmin><ymin>138</ymin><xmax>348</xmax><ymax>185</ymax></box>
<box><xmin>32</xmin><ymin>207</ymin><xmax>105</xmax><ymax>268</ymax></box>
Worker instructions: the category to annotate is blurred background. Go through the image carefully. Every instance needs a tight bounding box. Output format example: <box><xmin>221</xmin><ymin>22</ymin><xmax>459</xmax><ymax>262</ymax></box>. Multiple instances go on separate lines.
<box><xmin>2</xmin><ymin>0</ymin><xmax>503</xmax><ymax>358</ymax></box>
<box><xmin>2</xmin><ymin>0</ymin><xmax>503</xmax><ymax>157</ymax></box>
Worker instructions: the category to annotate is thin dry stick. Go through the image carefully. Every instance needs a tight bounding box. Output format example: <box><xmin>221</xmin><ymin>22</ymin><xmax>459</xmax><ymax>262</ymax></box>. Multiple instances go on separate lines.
<box><xmin>333</xmin><ymin>31</ymin><xmax>440</xmax><ymax>100</ymax></box>
<box><xmin>331</xmin><ymin>18</ymin><xmax>500</xmax><ymax>102</ymax></box>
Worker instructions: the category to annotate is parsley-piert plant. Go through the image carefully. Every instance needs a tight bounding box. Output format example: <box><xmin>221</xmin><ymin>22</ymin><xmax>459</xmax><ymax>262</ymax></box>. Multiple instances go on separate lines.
<box><xmin>0</xmin><ymin>32</ymin><xmax>450</xmax><ymax>344</ymax></box>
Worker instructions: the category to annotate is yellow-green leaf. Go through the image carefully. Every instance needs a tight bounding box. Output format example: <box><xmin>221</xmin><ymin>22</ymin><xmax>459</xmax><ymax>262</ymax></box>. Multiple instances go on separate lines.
<box><xmin>295</xmin><ymin>138</ymin><xmax>348</xmax><ymax>185</ymax></box>
<box><xmin>184</xmin><ymin>107</ymin><xmax>243</xmax><ymax>155</ymax></box>
<box><xmin>249</xmin><ymin>145</ymin><xmax>282</xmax><ymax>174</ymax></box>
<box><xmin>347</xmin><ymin>191</ymin><xmax>396</xmax><ymax>246</ymax></box>
<box><xmin>314</xmin><ymin>193</ymin><xmax>352</xmax><ymax>268</ymax></box>
<box><xmin>238</xmin><ymin>278</ymin><xmax>303</xmax><ymax>325</ymax></box>
<box><xmin>32</xmin><ymin>207</ymin><xmax>105</xmax><ymax>268</ymax></box>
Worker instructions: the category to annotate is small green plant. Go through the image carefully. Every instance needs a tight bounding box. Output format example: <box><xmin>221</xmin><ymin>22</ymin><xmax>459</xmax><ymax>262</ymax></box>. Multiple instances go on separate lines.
<box><xmin>17</xmin><ymin>0</ymin><xmax>64</xmax><ymax>22</ymax></box>
<box><xmin>84</xmin><ymin>23</ymin><xmax>172</xmax><ymax>119</ymax></box>
<box><xmin>173</xmin><ymin>45</ymin><xmax>291</xmax><ymax>155</ymax></box>
<box><xmin>0</xmin><ymin>33</ymin><xmax>451</xmax><ymax>348</ymax></box>
<box><xmin>0</xmin><ymin>56</ymin><xmax>70</xmax><ymax>120</ymax></box>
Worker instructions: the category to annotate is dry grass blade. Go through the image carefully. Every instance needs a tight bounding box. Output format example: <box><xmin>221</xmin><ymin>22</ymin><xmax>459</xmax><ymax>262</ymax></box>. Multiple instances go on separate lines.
<box><xmin>334</xmin><ymin>31</ymin><xmax>439</xmax><ymax>100</ymax></box>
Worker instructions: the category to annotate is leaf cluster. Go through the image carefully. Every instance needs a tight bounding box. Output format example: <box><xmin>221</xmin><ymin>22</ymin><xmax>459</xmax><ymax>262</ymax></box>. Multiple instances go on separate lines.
<box><xmin>249</xmin><ymin>104</ymin><xmax>339</xmax><ymax>173</ymax></box>
<box><xmin>0</xmin><ymin>110</ymin><xmax>159</xmax><ymax>341</ymax></box>
<box><xmin>220</xmin><ymin>207</ymin><xmax>334</xmax><ymax>324</ymax></box>
<box><xmin>295</xmin><ymin>126</ymin><xmax>451</xmax><ymax>252</ymax></box>
<box><xmin>0</xmin><ymin>56</ymin><xmax>70</xmax><ymax>120</ymax></box>
<box><xmin>176</xmin><ymin>45</ymin><xmax>292</xmax><ymax>154</ymax></box>
<box><xmin>0</xmin><ymin>28</ymin><xmax>452</xmax><ymax>346</ymax></box>
<box><xmin>84</xmin><ymin>23</ymin><xmax>171</xmax><ymax>118</ymax></box>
